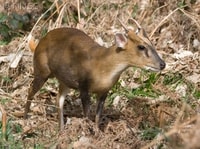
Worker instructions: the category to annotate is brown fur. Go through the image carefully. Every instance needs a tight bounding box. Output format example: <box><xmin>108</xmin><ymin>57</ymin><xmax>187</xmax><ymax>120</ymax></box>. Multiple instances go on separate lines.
<box><xmin>24</xmin><ymin>27</ymin><xmax>165</xmax><ymax>130</ymax></box>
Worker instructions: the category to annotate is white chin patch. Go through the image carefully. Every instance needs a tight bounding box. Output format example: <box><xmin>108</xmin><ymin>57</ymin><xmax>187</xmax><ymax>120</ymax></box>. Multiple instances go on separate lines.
<box><xmin>144</xmin><ymin>66</ymin><xmax>160</xmax><ymax>72</ymax></box>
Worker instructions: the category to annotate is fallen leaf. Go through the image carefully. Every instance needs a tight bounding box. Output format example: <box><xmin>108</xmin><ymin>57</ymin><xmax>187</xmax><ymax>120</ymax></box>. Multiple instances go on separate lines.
<box><xmin>0</xmin><ymin>53</ymin><xmax>15</xmax><ymax>63</ymax></box>
<box><xmin>175</xmin><ymin>83</ymin><xmax>187</xmax><ymax>97</ymax></box>
<box><xmin>193</xmin><ymin>39</ymin><xmax>200</xmax><ymax>48</ymax></box>
<box><xmin>12</xmin><ymin>111</ymin><xmax>24</xmax><ymax>117</ymax></box>
<box><xmin>113</xmin><ymin>95</ymin><xmax>121</xmax><ymax>107</ymax></box>
<box><xmin>173</xmin><ymin>50</ymin><xmax>193</xmax><ymax>59</ymax></box>
<box><xmin>186</xmin><ymin>73</ymin><xmax>200</xmax><ymax>84</ymax></box>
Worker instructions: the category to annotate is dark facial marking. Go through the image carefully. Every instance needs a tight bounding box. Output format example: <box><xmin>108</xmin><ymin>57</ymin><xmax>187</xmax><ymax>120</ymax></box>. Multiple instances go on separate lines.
<box><xmin>144</xmin><ymin>49</ymin><xmax>149</xmax><ymax>57</ymax></box>
<box><xmin>137</xmin><ymin>45</ymin><xmax>149</xmax><ymax>57</ymax></box>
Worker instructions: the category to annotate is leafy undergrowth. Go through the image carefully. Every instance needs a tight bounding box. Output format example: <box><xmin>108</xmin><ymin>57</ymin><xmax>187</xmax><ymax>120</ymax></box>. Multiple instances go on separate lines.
<box><xmin>0</xmin><ymin>0</ymin><xmax>200</xmax><ymax>149</ymax></box>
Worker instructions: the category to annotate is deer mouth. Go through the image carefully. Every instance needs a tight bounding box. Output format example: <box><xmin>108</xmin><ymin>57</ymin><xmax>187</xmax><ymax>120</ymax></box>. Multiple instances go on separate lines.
<box><xmin>144</xmin><ymin>66</ymin><xmax>161</xmax><ymax>72</ymax></box>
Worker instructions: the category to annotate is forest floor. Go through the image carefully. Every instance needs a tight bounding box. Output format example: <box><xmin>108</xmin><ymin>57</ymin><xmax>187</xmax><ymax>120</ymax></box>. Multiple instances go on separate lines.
<box><xmin>0</xmin><ymin>0</ymin><xmax>200</xmax><ymax>149</ymax></box>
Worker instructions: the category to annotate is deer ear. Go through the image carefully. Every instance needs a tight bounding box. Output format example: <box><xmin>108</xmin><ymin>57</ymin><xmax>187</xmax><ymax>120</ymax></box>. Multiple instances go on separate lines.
<box><xmin>115</xmin><ymin>33</ymin><xmax>127</xmax><ymax>49</ymax></box>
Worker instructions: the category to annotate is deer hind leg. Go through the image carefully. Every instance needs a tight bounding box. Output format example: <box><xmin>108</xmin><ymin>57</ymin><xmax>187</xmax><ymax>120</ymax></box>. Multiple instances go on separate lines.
<box><xmin>24</xmin><ymin>76</ymin><xmax>48</xmax><ymax>119</ymax></box>
<box><xmin>57</xmin><ymin>82</ymin><xmax>69</xmax><ymax>130</ymax></box>
<box><xmin>24</xmin><ymin>62</ymin><xmax>51</xmax><ymax>119</ymax></box>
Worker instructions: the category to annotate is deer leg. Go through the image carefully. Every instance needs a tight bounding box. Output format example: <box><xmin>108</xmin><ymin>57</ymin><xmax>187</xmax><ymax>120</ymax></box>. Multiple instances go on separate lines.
<box><xmin>79</xmin><ymin>89</ymin><xmax>91</xmax><ymax>118</ymax></box>
<box><xmin>24</xmin><ymin>62</ymin><xmax>50</xmax><ymax>119</ymax></box>
<box><xmin>24</xmin><ymin>76</ymin><xmax>47</xmax><ymax>119</ymax></box>
<box><xmin>95</xmin><ymin>92</ymin><xmax>108</xmax><ymax>128</ymax></box>
<box><xmin>57</xmin><ymin>82</ymin><xmax>69</xmax><ymax>130</ymax></box>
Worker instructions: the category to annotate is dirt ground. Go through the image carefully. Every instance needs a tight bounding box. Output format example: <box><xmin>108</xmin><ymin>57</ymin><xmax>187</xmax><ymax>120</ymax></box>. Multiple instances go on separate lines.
<box><xmin>0</xmin><ymin>0</ymin><xmax>200</xmax><ymax>149</ymax></box>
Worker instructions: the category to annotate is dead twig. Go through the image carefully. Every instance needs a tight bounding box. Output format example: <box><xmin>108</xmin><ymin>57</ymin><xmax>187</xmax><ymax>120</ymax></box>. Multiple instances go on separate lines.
<box><xmin>150</xmin><ymin>8</ymin><xmax>179</xmax><ymax>38</ymax></box>
<box><xmin>86</xmin><ymin>3</ymin><xmax>105</xmax><ymax>24</ymax></box>
<box><xmin>77</xmin><ymin>0</ymin><xmax>80</xmax><ymax>22</ymax></box>
<box><xmin>53</xmin><ymin>3</ymin><xmax>68</xmax><ymax>29</ymax></box>
<box><xmin>0</xmin><ymin>104</ymin><xmax>7</xmax><ymax>141</ymax></box>
<box><xmin>141</xmin><ymin>115</ymin><xmax>197</xmax><ymax>149</ymax></box>
<box><xmin>41</xmin><ymin>2</ymin><xmax>66</xmax><ymax>27</ymax></box>
<box><xmin>179</xmin><ymin>9</ymin><xmax>200</xmax><ymax>30</ymax></box>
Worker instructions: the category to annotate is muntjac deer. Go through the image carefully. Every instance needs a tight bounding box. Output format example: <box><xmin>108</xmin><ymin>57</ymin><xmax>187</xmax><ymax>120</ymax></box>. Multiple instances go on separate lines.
<box><xmin>24</xmin><ymin>19</ymin><xmax>165</xmax><ymax>130</ymax></box>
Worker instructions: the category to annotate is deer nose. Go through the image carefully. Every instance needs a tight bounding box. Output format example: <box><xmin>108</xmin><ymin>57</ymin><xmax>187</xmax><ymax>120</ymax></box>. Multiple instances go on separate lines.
<box><xmin>160</xmin><ymin>61</ymin><xmax>166</xmax><ymax>70</ymax></box>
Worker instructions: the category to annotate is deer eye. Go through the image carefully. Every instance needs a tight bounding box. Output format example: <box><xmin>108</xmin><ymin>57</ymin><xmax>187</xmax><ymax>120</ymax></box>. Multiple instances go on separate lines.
<box><xmin>137</xmin><ymin>45</ymin><xmax>145</xmax><ymax>50</ymax></box>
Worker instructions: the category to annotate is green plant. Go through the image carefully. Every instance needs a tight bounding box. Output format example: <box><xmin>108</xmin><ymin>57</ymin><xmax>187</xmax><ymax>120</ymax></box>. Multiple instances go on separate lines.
<box><xmin>33</xmin><ymin>144</ymin><xmax>44</xmax><ymax>149</ymax></box>
<box><xmin>177</xmin><ymin>0</ymin><xmax>187</xmax><ymax>8</ymax></box>
<box><xmin>1</xmin><ymin>76</ymin><xmax>12</xmax><ymax>84</ymax></box>
<box><xmin>0</xmin><ymin>13</ymin><xmax>10</xmax><ymax>42</ymax></box>
<box><xmin>0</xmin><ymin>98</ymin><xmax>11</xmax><ymax>105</ymax></box>
<box><xmin>0</xmin><ymin>119</ymin><xmax>46</xmax><ymax>149</ymax></box>
<box><xmin>194</xmin><ymin>89</ymin><xmax>200</xmax><ymax>99</ymax></box>
<box><xmin>131</xmin><ymin>4</ymin><xmax>139</xmax><ymax>18</ymax></box>
<box><xmin>0</xmin><ymin>12</ymin><xmax>31</xmax><ymax>42</ymax></box>
<box><xmin>131</xmin><ymin>71</ymin><xmax>161</xmax><ymax>98</ymax></box>
<box><xmin>0</xmin><ymin>120</ymin><xmax>23</xmax><ymax>148</ymax></box>
<box><xmin>163</xmin><ymin>73</ymin><xmax>183</xmax><ymax>86</ymax></box>
<box><xmin>140</xmin><ymin>127</ymin><xmax>161</xmax><ymax>140</ymax></box>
